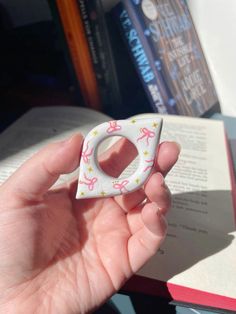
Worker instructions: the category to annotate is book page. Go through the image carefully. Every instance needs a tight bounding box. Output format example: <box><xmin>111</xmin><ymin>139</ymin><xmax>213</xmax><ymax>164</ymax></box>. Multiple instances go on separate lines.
<box><xmin>0</xmin><ymin>106</ymin><xmax>111</xmax><ymax>185</ymax></box>
<box><xmin>132</xmin><ymin>114</ymin><xmax>236</xmax><ymax>298</ymax></box>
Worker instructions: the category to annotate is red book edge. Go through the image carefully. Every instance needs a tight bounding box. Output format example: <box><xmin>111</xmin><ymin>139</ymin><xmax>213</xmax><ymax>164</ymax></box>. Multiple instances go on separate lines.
<box><xmin>225</xmin><ymin>132</ymin><xmax>236</xmax><ymax>223</ymax></box>
<box><xmin>122</xmin><ymin>275</ymin><xmax>236</xmax><ymax>312</ymax></box>
<box><xmin>122</xmin><ymin>130</ymin><xmax>236</xmax><ymax>312</ymax></box>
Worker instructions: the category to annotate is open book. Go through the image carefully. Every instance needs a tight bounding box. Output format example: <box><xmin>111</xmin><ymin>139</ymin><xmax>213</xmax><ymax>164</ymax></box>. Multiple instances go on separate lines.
<box><xmin>0</xmin><ymin>106</ymin><xmax>235</xmax><ymax>312</ymax></box>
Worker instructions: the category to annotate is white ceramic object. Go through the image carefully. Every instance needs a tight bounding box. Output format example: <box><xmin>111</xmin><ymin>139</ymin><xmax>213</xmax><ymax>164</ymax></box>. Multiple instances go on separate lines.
<box><xmin>76</xmin><ymin>117</ymin><xmax>163</xmax><ymax>199</ymax></box>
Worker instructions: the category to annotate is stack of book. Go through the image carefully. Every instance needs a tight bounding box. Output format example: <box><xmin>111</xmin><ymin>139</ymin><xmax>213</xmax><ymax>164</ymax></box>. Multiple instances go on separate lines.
<box><xmin>49</xmin><ymin>0</ymin><xmax>220</xmax><ymax>119</ymax></box>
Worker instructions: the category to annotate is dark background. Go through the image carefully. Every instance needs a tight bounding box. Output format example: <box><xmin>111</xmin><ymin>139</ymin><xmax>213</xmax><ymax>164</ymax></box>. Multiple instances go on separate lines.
<box><xmin>0</xmin><ymin>0</ymin><xmax>83</xmax><ymax>132</ymax></box>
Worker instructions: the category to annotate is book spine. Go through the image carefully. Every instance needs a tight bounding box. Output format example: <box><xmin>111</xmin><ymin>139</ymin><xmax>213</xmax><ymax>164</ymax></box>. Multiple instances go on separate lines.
<box><xmin>77</xmin><ymin>0</ymin><xmax>103</xmax><ymax>81</ymax></box>
<box><xmin>77</xmin><ymin>0</ymin><xmax>111</xmax><ymax>107</ymax></box>
<box><xmin>113</xmin><ymin>2</ymin><xmax>177</xmax><ymax>115</ymax></box>
<box><xmin>75</xmin><ymin>0</ymin><xmax>125</xmax><ymax>114</ymax></box>
<box><xmin>105</xmin><ymin>10</ymin><xmax>154</xmax><ymax>118</ymax></box>
<box><xmin>130</xmin><ymin>0</ymin><xmax>219</xmax><ymax>117</ymax></box>
<box><xmin>47</xmin><ymin>0</ymin><xmax>83</xmax><ymax>100</ymax></box>
<box><xmin>54</xmin><ymin>0</ymin><xmax>102</xmax><ymax>111</ymax></box>
<box><xmin>87</xmin><ymin>0</ymin><xmax>123</xmax><ymax>114</ymax></box>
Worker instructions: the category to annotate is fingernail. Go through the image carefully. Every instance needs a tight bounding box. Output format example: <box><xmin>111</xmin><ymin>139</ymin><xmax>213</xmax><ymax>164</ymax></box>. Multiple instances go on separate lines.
<box><xmin>173</xmin><ymin>141</ymin><xmax>181</xmax><ymax>154</ymax></box>
<box><xmin>157</xmin><ymin>172</ymin><xmax>167</xmax><ymax>188</ymax></box>
<box><xmin>157</xmin><ymin>172</ymin><xmax>164</xmax><ymax>185</ymax></box>
<box><xmin>60</xmin><ymin>134</ymin><xmax>75</xmax><ymax>146</ymax></box>
<box><xmin>59</xmin><ymin>134</ymin><xmax>83</xmax><ymax>150</ymax></box>
<box><xmin>156</xmin><ymin>210</ymin><xmax>168</xmax><ymax>237</ymax></box>
<box><xmin>146</xmin><ymin>202</ymin><xmax>168</xmax><ymax>236</ymax></box>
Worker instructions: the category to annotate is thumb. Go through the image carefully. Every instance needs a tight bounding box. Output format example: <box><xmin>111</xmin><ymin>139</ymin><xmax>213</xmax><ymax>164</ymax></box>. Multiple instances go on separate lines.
<box><xmin>3</xmin><ymin>134</ymin><xmax>83</xmax><ymax>200</ymax></box>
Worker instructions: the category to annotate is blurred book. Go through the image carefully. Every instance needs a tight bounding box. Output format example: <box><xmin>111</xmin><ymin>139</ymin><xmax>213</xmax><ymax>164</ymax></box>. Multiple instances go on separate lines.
<box><xmin>112</xmin><ymin>0</ymin><xmax>220</xmax><ymax>117</ymax></box>
<box><xmin>78</xmin><ymin>0</ymin><xmax>153</xmax><ymax>118</ymax></box>
<box><xmin>77</xmin><ymin>0</ymin><xmax>123</xmax><ymax>115</ymax></box>
<box><xmin>105</xmin><ymin>9</ymin><xmax>152</xmax><ymax>118</ymax></box>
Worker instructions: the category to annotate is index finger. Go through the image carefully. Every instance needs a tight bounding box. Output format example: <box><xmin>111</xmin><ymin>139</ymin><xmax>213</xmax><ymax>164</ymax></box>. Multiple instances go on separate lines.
<box><xmin>111</xmin><ymin>141</ymin><xmax>180</xmax><ymax>212</ymax></box>
<box><xmin>155</xmin><ymin>141</ymin><xmax>181</xmax><ymax>177</ymax></box>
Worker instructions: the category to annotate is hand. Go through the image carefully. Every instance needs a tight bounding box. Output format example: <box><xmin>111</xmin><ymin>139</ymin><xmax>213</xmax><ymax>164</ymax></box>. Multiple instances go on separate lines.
<box><xmin>0</xmin><ymin>134</ymin><xmax>180</xmax><ymax>313</ymax></box>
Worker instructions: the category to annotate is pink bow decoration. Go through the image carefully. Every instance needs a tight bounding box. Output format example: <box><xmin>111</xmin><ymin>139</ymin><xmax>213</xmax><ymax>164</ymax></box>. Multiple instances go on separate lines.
<box><xmin>81</xmin><ymin>142</ymin><xmax>93</xmax><ymax>164</ymax></box>
<box><xmin>144</xmin><ymin>159</ymin><xmax>155</xmax><ymax>172</ymax></box>
<box><xmin>113</xmin><ymin>180</ymin><xmax>129</xmax><ymax>193</ymax></box>
<box><xmin>137</xmin><ymin>127</ymin><xmax>155</xmax><ymax>145</ymax></box>
<box><xmin>79</xmin><ymin>173</ymin><xmax>98</xmax><ymax>191</ymax></box>
<box><xmin>107</xmin><ymin>121</ymin><xmax>122</xmax><ymax>133</ymax></box>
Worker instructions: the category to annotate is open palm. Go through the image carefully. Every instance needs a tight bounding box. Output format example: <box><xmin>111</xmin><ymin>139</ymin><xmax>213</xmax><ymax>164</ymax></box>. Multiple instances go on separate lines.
<box><xmin>0</xmin><ymin>134</ymin><xmax>180</xmax><ymax>313</ymax></box>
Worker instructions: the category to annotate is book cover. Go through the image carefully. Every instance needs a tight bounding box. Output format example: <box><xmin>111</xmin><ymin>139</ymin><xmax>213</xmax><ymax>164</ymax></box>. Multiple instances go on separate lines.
<box><xmin>112</xmin><ymin>2</ymin><xmax>177</xmax><ymax>115</ymax></box>
<box><xmin>115</xmin><ymin>0</ymin><xmax>220</xmax><ymax>117</ymax></box>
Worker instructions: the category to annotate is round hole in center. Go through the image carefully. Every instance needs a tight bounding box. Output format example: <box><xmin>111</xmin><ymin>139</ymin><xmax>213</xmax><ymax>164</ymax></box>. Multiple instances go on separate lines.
<box><xmin>97</xmin><ymin>135</ymin><xmax>140</xmax><ymax>179</ymax></box>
